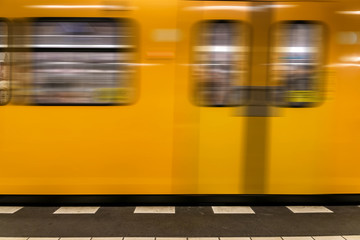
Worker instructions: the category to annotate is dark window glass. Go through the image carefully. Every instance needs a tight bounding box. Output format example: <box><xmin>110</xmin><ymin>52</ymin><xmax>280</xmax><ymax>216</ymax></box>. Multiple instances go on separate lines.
<box><xmin>15</xmin><ymin>18</ymin><xmax>136</xmax><ymax>105</ymax></box>
<box><xmin>0</xmin><ymin>21</ymin><xmax>10</xmax><ymax>105</ymax></box>
<box><xmin>270</xmin><ymin>22</ymin><xmax>325</xmax><ymax>107</ymax></box>
<box><xmin>192</xmin><ymin>20</ymin><xmax>249</xmax><ymax>107</ymax></box>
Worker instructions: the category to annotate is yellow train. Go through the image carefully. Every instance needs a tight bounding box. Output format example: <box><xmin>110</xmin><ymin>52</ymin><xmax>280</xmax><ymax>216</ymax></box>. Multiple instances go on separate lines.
<box><xmin>0</xmin><ymin>0</ymin><xmax>359</xmax><ymax>201</ymax></box>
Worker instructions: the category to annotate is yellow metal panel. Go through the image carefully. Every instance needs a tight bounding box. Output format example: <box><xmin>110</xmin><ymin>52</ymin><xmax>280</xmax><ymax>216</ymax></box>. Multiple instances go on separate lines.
<box><xmin>0</xmin><ymin>0</ymin><xmax>178</xmax><ymax>194</ymax></box>
<box><xmin>173</xmin><ymin>1</ymin><xmax>251</xmax><ymax>194</ymax></box>
<box><xmin>1</xmin><ymin>0</ymin><xmax>360</xmax><ymax>195</ymax></box>
<box><xmin>267</xmin><ymin>2</ymin><xmax>337</xmax><ymax>194</ymax></box>
<box><xmin>197</xmin><ymin>108</ymin><xmax>245</xmax><ymax>194</ymax></box>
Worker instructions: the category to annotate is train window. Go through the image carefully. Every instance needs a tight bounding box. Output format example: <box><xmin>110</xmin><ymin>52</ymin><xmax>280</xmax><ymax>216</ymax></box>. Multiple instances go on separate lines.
<box><xmin>0</xmin><ymin>21</ymin><xmax>10</xmax><ymax>105</ymax></box>
<box><xmin>270</xmin><ymin>21</ymin><xmax>325</xmax><ymax>108</ymax></box>
<box><xmin>23</xmin><ymin>18</ymin><xmax>136</xmax><ymax>105</ymax></box>
<box><xmin>192</xmin><ymin>20</ymin><xmax>249</xmax><ymax>107</ymax></box>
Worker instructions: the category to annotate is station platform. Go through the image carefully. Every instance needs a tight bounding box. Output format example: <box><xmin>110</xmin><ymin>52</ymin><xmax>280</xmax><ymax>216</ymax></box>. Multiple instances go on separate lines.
<box><xmin>0</xmin><ymin>205</ymin><xmax>360</xmax><ymax>238</ymax></box>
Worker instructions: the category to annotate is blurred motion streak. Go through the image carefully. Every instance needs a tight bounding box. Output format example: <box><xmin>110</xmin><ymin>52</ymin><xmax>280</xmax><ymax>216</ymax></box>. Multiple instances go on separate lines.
<box><xmin>0</xmin><ymin>0</ymin><xmax>359</xmax><ymax>197</ymax></box>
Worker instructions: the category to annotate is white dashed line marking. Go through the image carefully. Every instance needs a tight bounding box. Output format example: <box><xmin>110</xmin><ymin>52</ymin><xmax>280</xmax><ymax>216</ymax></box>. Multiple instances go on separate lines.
<box><xmin>0</xmin><ymin>207</ymin><xmax>23</xmax><ymax>214</ymax></box>
<box><xmin>286</xmin><ymin>206</ymin><xmax>333</xmax><ymax>213</ymax></box>
<box><xmin>134</xmin><ymin>206</ymin><xmax>175</xmax><ymax>214</ymax></box>
<box><xmin>212</xmin><ymin>206</ymin><xmax>255</xmax><ymax>214</ymax></box>
<box><xmin>54</xmin><ymin>207</ymin><xmax>100</xmax><ymax>214</ymax></box>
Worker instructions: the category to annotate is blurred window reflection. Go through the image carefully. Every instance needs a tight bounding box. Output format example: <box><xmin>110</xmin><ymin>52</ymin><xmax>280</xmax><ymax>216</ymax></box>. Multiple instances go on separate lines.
<box><xmin>192</xmin><ymin>20</ymin><xmax>249</xmax><ymax>107</ymax></box>
<box><xmin>0</xmin><ymin>21</ymin><xmax>10</xmax><ymax>105</ymax></box>
<box><xmin>270</xmin><ymin>21</ymin><xmax>324</xmax><ymax>107</ymax></box>
<box><xmin>23</xmin><ymin>18</ymin><xmax>135</xmax><ymax>105</ymax></box>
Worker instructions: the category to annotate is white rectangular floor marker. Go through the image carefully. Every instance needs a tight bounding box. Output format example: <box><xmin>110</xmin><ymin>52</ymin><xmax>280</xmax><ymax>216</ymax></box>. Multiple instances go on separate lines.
<box><xmin>134</xmin><ymin>206</ymin><xmax>175</xmax><ymax>214</ymax></box>
<box><xmin>0</xmin><ymin>207</ymin><xmax>23</xmax><ymax>214</ymax></box>
<box><xmin>54</xmin><ymin>207</ymin><xmax>100</xmax><ymax>214</ymax></box>
<box><xmin>313</xmin><ymin>237</ymin><xmax>345</xmax><ymax>240</ymax></box>
<box><xmin>212</xmin><ymin>206</ymin><xmax>255</xmax><ymax>214</ymax></box>
<box><xmin>286</xmin><ymin>206</ymin><xmax>333</xmax><ymax>213</ymax></box>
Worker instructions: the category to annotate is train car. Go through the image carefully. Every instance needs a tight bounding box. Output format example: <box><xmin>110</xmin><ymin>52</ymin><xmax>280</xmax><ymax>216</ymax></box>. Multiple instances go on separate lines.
<box><xmin>0</xmin><ymin>0</ymin><xmax>360</xmax><ymax>203</ymax></box>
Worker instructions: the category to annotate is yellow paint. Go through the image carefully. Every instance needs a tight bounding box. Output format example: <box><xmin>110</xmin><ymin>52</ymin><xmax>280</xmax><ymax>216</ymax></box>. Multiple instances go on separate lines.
<box><xmin>0</xmin><ymin>0</ymin><xmax>177</xmax><ymax>194</ymax></box>
<box><xmin>287</xmin><ymin>91</ymin><xmax>320</xmax><ymax>103</ymax></box>
<box><xmin>0</xmin><ymin>0</ymin><xmax>359</xmax><ymax>195</ymax></box>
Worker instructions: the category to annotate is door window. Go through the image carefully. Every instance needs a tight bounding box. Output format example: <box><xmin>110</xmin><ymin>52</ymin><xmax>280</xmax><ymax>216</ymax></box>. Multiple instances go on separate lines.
<box><xmin>192</xmin><ymin>20</ymin><xmax>249</xmax><ymax>107</ymax></box>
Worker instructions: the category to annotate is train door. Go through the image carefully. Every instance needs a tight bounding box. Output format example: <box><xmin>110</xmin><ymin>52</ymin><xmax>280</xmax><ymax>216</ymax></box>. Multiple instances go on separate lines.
<box><xmin>174</xmin><ymin>1</ymin><xmax>251</xmax><ymax>194</ymax></box>
<box><xmin>267</xmin><ymin>2</ymin><xmax>337</xmax><ymax>194</ymax></box>
<box><xmin>175</xmin><ymin>0</ymin><xmax>338</xmax><ymax>195</ymax></box>
<box><xmin>323</xmin><ymin>0</ymin><xmax>360</xmax><ymax>193</ymax></box>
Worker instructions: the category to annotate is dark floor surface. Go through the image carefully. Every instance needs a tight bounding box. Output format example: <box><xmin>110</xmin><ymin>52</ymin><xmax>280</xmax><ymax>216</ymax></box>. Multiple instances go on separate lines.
<box><xmin>0</xmin><ymin>206</ymin><xmax>359</xmax><ymax>237</ymax></box>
